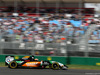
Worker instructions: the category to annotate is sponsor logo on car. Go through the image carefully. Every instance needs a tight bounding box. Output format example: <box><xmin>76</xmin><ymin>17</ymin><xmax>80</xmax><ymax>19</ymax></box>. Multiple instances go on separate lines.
<box><xmin>26</xmin><ymin>62</ymin><xmax>38</xmax><ymax>66</ymax></box>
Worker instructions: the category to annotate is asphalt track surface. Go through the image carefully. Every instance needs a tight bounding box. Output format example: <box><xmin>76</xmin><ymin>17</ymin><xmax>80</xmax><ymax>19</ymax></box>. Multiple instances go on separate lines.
<box><xmin>0</xmin><ymin>67</ymin><xmax>100</xmax><ymax>75</ymax></box>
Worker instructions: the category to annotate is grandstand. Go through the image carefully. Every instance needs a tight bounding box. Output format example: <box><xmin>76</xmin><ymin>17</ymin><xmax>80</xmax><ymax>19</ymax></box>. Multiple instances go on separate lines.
<box><xmin>0</xmin><ymin>0</ymin><xmax>100</xmax><ymax>57</ymax></box>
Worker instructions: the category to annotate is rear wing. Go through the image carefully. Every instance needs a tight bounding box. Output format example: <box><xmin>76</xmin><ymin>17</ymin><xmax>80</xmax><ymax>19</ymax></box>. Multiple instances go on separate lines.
<box><xmin>5</xmin><ymin>56</ymin><xmax>14</xmax><ymax>65</ymax></box>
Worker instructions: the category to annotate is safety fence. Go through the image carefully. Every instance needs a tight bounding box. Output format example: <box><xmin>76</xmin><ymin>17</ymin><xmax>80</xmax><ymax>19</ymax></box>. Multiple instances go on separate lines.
<box><xmin>0</xmin><ymin>33</ymin><xmax>81</xmax><ymax>56</ymax></box>
<box><xmin>1</xmin><ymin>41</ymin><xmax>100</xmax><ymax>57</ymax></box>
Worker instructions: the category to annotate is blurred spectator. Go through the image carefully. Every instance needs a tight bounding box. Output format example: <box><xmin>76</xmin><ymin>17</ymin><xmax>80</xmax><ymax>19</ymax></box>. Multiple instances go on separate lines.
<box><xmin>0</xmin><ymin>13</ymin><xmax>96</xmax><ymax>43</ymax></box>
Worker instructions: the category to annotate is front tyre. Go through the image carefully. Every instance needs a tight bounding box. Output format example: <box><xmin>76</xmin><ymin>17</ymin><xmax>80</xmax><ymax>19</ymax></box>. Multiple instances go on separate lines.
<box><xmin>51</xmin><ymin>62</ymin><xmax>59</xmax><ymax>70</ymax></box>
<box><xmin>9</xmin><ymin>61</ymin><xmax>18</xmax><ymax>69</ymax></box>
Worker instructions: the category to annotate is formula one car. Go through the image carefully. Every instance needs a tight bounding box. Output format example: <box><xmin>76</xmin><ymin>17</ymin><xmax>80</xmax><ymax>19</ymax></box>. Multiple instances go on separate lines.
<box><xmin>5</xmin><ymin>56</ymin><xmax>68</xmax><ymax>70</ymax></box>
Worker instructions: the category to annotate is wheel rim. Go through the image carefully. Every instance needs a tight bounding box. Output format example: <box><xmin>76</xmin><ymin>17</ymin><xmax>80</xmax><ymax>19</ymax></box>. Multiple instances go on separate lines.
<box><xmin>52</xmin><ymin>63</ymin><xmax>59</xmax><ymax>70</ymax></box>
<box><xmin>53</xmin><ymin>64</ymin><xmax>58</xmax><ymax>68</ymax></box>
<box><xmin>11</xmin><ymin>62</ymin><xmax>16</xmax><ymax>67</ymax></box>
<box><xmin>10</xmin><ymin>61</ymin><xmax>17</xmax><ymax>68</ymax></box>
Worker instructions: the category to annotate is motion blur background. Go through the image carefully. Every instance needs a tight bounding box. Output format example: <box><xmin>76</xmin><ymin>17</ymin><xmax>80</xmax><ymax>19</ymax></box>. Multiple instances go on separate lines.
<box><xmin>0</xmin><ymin>0</ymin><xmax>100</xmax><ymax>57</ymax></box>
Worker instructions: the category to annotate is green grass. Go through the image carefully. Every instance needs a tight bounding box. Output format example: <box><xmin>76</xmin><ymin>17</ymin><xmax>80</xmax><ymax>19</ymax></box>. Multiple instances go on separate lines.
<box><xmin>0</xmin><ymin>62</ymin><xmax>6</xmax><ymax>67</ymax></box>
<box><xmin>68</xmin><ymin>65</ymin><xmax>100</xmax><ymax>70</ymax></box>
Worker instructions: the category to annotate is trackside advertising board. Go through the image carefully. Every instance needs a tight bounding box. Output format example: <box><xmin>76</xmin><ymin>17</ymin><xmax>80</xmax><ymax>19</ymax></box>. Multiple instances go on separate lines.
<box><xmin>0</xmin><ymin>55</ymin><xmax>100</xmax><ymax>66</ymax></box>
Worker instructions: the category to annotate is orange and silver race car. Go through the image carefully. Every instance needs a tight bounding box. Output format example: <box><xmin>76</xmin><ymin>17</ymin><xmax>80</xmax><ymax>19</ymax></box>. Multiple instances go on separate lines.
<box><xmin>5</xmin><ymin>56</ymin><xmax>68</xmax><ymax>70</ymax></box>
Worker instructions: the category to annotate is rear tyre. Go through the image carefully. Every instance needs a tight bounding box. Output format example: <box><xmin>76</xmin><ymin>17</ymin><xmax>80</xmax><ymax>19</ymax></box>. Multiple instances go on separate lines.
<box><xmin>9</xmin><ymin>61</ymin><xmax>18</xmax><ymax>69</ymax></box>
<box><xmin>51</xmin><ymin>62</ymin><xmax>59</xmax><ymax>70</ymax></box>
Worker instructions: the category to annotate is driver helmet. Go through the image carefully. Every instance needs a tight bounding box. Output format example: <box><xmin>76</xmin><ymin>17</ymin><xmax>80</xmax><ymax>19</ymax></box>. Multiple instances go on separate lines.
<box><xmin>32</xmin><ymin>55</ymin><xmax>35</xmax><ymax>59</ymax></box>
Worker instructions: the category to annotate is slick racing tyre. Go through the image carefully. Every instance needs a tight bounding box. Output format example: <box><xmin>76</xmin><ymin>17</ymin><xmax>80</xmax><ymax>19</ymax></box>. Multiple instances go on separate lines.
<box><xmin>51</xmin><ymin>62</ymin><xmax>59</xmax><ymax>70</ymax></box>
<box><xmin>9</xmin><ymin>61</ymin><xmax>18</xmax><ymax>69</ymax></box>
